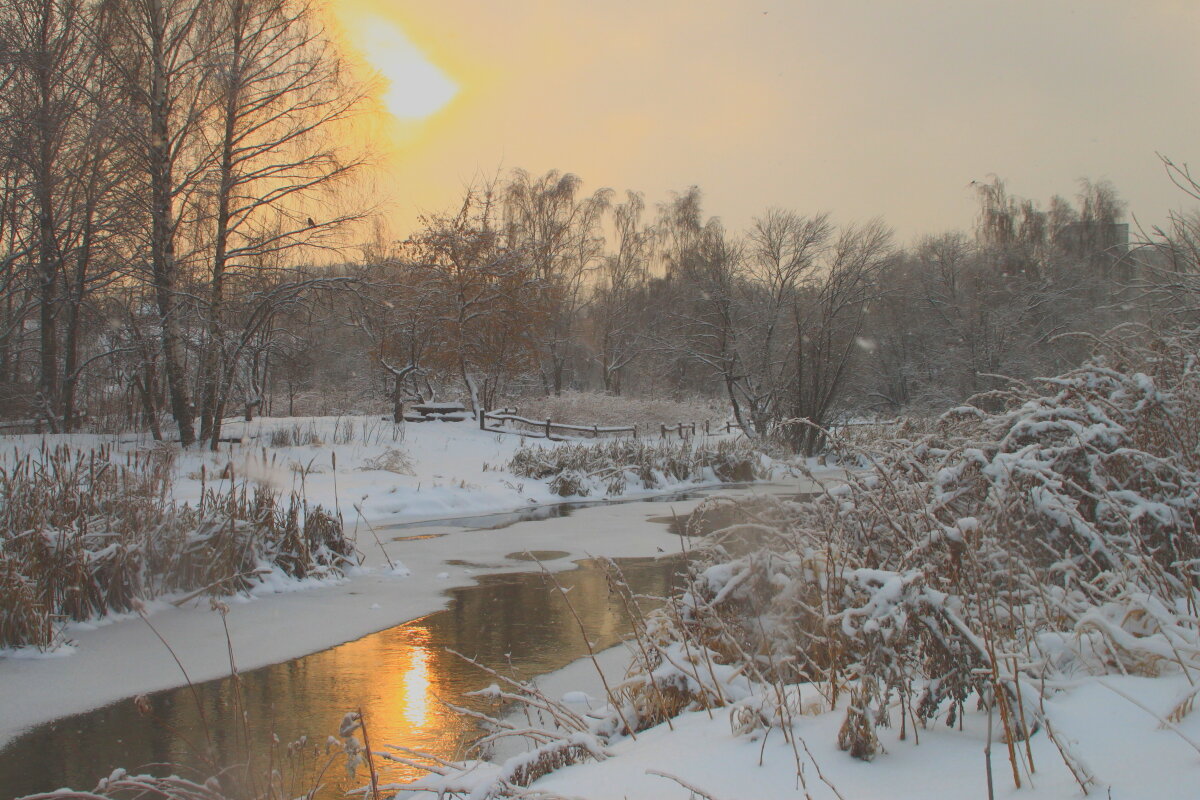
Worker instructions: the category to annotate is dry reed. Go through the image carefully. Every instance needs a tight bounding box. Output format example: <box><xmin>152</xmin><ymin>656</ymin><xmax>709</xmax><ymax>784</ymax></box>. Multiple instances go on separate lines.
<box><xmin>0</xmin><ymin>442</ymin><xmax>357</xmax><ymax>650</ymax></box>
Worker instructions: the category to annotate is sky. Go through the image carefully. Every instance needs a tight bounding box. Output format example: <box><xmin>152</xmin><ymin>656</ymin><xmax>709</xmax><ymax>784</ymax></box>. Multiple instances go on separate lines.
<box><xmin>323</xmin><ymin>0</ymin><xmax>1200</xmax><ymax>245</ymax></box>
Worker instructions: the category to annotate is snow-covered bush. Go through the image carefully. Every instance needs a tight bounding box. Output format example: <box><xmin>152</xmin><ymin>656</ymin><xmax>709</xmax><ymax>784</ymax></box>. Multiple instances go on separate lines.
<box><xmin>358</xmin><ymin>446</ymin><xmax>415</xmax><ymax>475</ymax></box>
<box><xmin>509</xmin><ymin>438</ymin><xmax>770</xmax><ymax>497</ymax></box>
<box><xmin>612</xmin><ymin>328</ymin><xmax>1200</xmax><ymax>784</ymax></box>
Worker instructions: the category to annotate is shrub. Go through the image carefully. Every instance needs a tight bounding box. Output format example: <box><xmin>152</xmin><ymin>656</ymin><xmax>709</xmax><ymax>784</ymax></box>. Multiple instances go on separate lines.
<box><xmin>618</xmin><ymin>327</ymin><xmax>1200</xmax><ymax>787</ymax></box>
<box><xmin>359</xmin><ymin>446</ymin><xmax>414</xmax><ymax>475</ymax></box>
<box><xmin>268</xmin><ymin>423</ymin><xmax>323</xmax><ymax>447</ymax></box>
<box><xmin>0</xmin><ymin>444</ymin><xmax>357</xmax><ymax>650</ymax></box>
<box><xmin>508</xmin><ymin>438</ymin><xmax>771</xmax><ymax>497</ymax></box>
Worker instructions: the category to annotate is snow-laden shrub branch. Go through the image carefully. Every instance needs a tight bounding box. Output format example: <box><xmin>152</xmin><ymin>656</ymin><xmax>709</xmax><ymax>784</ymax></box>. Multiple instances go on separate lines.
<box><xmin>618</xmin><ymin>328</ymin><xmax>1200</xmax><ymax>779</ymax></box>
<box><xmin>508</xmin><ymin>438</ymin><xmax>772</xmax><ymax>497</ymax></box>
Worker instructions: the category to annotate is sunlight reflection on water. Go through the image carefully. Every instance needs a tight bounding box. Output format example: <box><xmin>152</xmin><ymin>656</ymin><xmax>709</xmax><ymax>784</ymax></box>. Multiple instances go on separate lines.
<box><xmin>0</xmin><ymin>556</ymin><xmax>681</xmax><ymax>798</ymax></box>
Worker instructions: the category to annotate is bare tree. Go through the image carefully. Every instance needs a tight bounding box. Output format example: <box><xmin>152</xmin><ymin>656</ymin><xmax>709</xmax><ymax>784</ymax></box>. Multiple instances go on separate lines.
<box><xmin>97</xmin><ymin>0</ymin><xmax>217</xmax><ymax>445</ymax></box>
<box><xmin>3</xmin><ymin>0</ymin><xmax>102</xmax><ymax>426</ymax></box>
<box><xmin>407</xmin><ymin>185</ymin><xmax>545</xmax><ymax>413</ymax></box>
<box><xmin>786</xmin><ymin>219</ymin><xmax>892</xmax><ymax>455</ymax></box>
<box><xmin>195</xmin><ymin>0</ymin><xmax>365</xmax><ymax>448</ymax></box>
<box><xmin>588</xmin><ymin>190</ymin><xmax>653</xmax><ymax>394</ymax></box>
<box><xmin>739</xmin><ymin>208</ymin><xmax>832</xmax><ymax>433</ymax></box>
<box><xmin>1134</xmin><ymin>156</ymin><xmax>1200</xmax><ymax>324</ymax></box>
<box><xmin>502</xmin><ymin>168</ymin><xmax>610</xmax><ymax>395</ymax></box>
<box><xmin>353</xmin><ymin>253</ymin><xmax>441</xmax><ymax>421</ymax></box>
<box><xmin>654</xmin><ymin>188</ymin><xmax>754</xmax><ymax>425</ymax></box>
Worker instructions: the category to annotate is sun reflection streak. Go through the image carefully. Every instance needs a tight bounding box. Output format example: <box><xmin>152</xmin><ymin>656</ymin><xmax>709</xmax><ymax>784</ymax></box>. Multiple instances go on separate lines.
<box><xmin>401</xmin><ymin>640</ymin><xmax>431</xmax><ymax>728</ymax></box>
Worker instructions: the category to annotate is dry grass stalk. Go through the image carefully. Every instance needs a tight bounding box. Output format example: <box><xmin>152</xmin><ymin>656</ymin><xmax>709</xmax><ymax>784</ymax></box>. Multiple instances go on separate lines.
<box><xmin>0</xmin><ymin>441</ymin><xmax>357</xmax><ymax>651</ymax></box>
<box><xmin>508</xmin><ymin>438</ymin><xmax>770</xmax><ymax>497</ymax></box>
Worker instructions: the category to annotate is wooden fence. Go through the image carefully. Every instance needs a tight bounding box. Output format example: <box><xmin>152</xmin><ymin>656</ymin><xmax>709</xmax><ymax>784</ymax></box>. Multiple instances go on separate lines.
<box><xmin>482</xmin><ymin>410</ymin><xmax>637</xmax><ymax>441</ymax></box>
<box><xmin>481</xmin><ymin>410</ymin><xmax>747</xmax><ymax>441</ymax></box>
<box><xmin>0</xmin><ymin>416</ymin><xmax>91</xmax><ymax>435</ymax></box>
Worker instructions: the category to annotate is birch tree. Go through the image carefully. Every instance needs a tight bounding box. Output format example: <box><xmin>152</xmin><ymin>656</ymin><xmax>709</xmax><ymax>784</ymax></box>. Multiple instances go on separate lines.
<box><xmin>97</xmin><ymin>0</ymin><xmax>216</xmax><ymax>445</ymax></box>
<box><xmin>196</xmin><ymin>0</ymin><xmax>364</xmax><ymax>448</ymax></box>
<box><xmin>502</xmin><ymin>169</ymin><xmax>609</xmax><ymax>394</ymax></box>
<box><xmin>589</xmin><ymin>190</ymin><xmax>653</xmax><ymax>394</ymax></box>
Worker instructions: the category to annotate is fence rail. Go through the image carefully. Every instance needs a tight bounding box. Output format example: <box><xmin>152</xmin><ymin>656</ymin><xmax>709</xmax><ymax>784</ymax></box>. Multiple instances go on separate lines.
<box><xmin>482</xmin><ymin>410</ymin><xmax>637</xmax><ymax>440</ymax></box>
<box><xmin>0</xmin><ymin>415</ymin><xmax>91</xmax><ymax>435</ymax></box>
<box><xmin>659</xmin><ymin>422</ymin><xmax>696</xmax><ymax>438</ymax></box>
<box><xmin>481</xmin><ymin>410</ymin><xmax>748</xmax><ymax>441</ymax></box>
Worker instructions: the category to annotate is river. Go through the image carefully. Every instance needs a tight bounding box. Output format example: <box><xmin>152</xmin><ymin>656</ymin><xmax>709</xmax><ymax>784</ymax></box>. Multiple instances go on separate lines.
<box><xmin>0</xmin><ymin>480</ymin><xmax>820</xmax><ymax>799</ymax></box>
<box><xmin>0</xmin><ymin>508</ymin><xmax>702</xmax><ymax>798</ymax></box>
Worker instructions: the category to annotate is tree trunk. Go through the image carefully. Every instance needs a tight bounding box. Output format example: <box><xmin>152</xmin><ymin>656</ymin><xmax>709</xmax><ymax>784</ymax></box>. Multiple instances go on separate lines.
<box><xmin>60</xmin><ymin>212</ymin><xmax>94</xmax><ymax>432</ymax></box>
<box><xmin>392</xmin><ymin>379</ymin><xmax>404</xmax><ymax>423</ymax></box>
<box><xmin>134</xmin><ymin>370</ymin><xmax>163</xmax><ymax>441</ymax></box>
<box><xmin>199</xmin><ymin>4</ymin><xmax>240</xmax><ymax>446</ymax></box>
<box><xmin>148</xmin><ymin>18</ymin><xmax>195</xmax><ymax>447</ymax></box>
<box><xmin>35</xmin><ymin>184</ymin><xmax>60</xmax><ymax>427</ymax></box>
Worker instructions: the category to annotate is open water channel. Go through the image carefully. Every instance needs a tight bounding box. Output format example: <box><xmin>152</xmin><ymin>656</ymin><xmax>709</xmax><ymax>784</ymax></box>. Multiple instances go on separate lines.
<box><xmin>0</xmin><ymin>493</ymin><xmax>718</xmax><ymax>798</ymax></box>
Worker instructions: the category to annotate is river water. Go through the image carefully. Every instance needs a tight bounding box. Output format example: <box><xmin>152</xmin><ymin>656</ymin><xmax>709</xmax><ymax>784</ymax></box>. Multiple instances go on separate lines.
<box><xmin>0</xmin><ymin>554</ymin><xmax>681</xmax><ymax>798</ymax></box>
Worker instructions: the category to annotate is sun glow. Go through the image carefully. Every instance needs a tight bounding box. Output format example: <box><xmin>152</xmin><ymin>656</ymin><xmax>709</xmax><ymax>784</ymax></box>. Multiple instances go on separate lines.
<box><xmin>337</xmin><ymin>9</ymin><xmax>457</xmax><ymax>121</ymax></box>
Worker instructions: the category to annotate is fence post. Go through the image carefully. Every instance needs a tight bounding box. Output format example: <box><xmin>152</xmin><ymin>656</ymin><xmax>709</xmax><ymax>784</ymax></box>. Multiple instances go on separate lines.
<box><xmin>632</xmin><ymin>424</ymin><xmax>638</xmax><ymax>439</ymax></box>
<box><xmin>705</xmin><ymin>420</ymin><xmax>710</xmax><ymax>436</ymax></box>
<box><xmin>593</xmin><ymin>424</ymin><xmax>599</xmax><ymax>438</ymax></box>
<box><xmin>479</xmin><ymin>408</ymin><xmax>486</xmax><ymax>430</ymax></box>
<box><xmin>545</xmin><ymin>418</ymin><xmax>552</xmax><ymax>439</ymax></box>
<box><xmin>660</xmin><ymin>423</ymin><xmax>666</xmax><ymax>439</ymax></box>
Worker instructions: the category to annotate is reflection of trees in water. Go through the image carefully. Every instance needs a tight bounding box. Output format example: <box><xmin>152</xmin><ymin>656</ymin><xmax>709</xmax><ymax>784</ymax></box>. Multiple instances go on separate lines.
<box><xmin>0</xmin><ymin>556</ymin><xmax>681</xmax><ymax>798</ymax></box>
<box><xmin>442</xmin><ymin>557</ymin><xmax>677</xmax><ymax>680</ymax></box>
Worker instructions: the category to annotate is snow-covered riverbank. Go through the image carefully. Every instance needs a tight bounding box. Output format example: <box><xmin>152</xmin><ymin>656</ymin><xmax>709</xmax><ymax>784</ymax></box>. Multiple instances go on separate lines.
<box><xmin>11</xmin><ymin>415</ymin><xmax>774</xmax><ymax>521</ymax></box>
<box><xmin>0</xmin><ymin>467</ymin><xmax>814</xmax><ymax>749</ymax></box>
<box><xmin>519</xmin><ymin>654</ymin><xmax>1200</xmax><ymax>800</ymax></box>
<box><xmin>409</xmin><ymin>610</ymin><xmax>1200</xmax><ymax>800</ymax></box>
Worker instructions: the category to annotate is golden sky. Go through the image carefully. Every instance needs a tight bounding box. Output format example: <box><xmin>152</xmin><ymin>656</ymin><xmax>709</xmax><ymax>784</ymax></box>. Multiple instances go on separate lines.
<box><xmin>325</xmin><ymin>0</ymin><xmax>1200</xmax><ymax>243</ymax></box>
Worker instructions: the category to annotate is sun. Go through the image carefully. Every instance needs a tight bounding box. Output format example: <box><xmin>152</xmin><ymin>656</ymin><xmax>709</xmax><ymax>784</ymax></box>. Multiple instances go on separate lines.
<box><xmin>337</xmin><ymin>9</ymin><xmax>458</xmax><ymax>121</ymax></box>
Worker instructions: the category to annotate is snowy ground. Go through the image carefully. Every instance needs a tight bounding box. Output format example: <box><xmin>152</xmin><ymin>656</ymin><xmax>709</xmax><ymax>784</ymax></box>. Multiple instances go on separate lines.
<box><xmin>0</xmin><ymin>416</ymin><xmax>811</xmax><ymax>750</ymax></box>
<box><xmin>5</xmin><ymin>417</ymin><xmax>1199</xmax><ymax>798</ymax></box>
<box><xmin>468</xmin><ymin>647</ymin><xmax>1200</xmax><ymax>800</ymax></box>
<box><xmin>4</xmin><ymin>415</ymin><xmax>770</xmax><ymax>522</ymax></box>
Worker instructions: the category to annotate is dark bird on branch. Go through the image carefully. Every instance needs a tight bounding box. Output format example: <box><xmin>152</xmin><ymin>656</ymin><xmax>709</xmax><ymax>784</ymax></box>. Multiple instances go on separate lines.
<box><xmin>307</xmin><ymin>217</ymin><xmax>316</xmax><ymax>228</ymax></box>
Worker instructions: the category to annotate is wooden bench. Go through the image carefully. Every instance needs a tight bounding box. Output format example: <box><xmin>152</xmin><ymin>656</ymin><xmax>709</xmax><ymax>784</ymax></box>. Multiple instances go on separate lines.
<box><xmin>404</xmin><ymin>402</ymin><xmax>472</xmax><ymax>423</ymax></box>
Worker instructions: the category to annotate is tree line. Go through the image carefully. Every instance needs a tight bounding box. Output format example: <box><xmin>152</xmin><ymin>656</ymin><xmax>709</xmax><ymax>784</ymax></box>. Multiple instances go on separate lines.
<box><xmin>0</xmin><ymin>0</ymin><xmax>363</xmax><ymax>447</ymax></box>
<box><xmin>348</xmin><ymin>172</ymin><xmax>1140</xmax><ymax>454</ymax></box>
<box><xmin>0</xmin><ymin>0</ymin><xmax>1162</xmax><ymax>453</ymax></box>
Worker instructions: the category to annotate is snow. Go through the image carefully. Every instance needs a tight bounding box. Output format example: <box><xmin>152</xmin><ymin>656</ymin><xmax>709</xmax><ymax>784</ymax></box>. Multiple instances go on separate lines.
<box><xmin>448</xmin><ymin>647</ymin><xmax>1200</xmax><ymax>800</ymax></box>
<box><xmin>17</xmin><ymin>405</ymin><xmax>1200</xmax><ymax>799</ymax></box>
<box><xmin>0</xmin><ymin>416</ymin><xmax>819</xmax><ymax>750</ymax></box>
<box><xmin>0</xmin><ymin>415</ymin><xmax>787</xmax><ymax>535</ymax></box>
